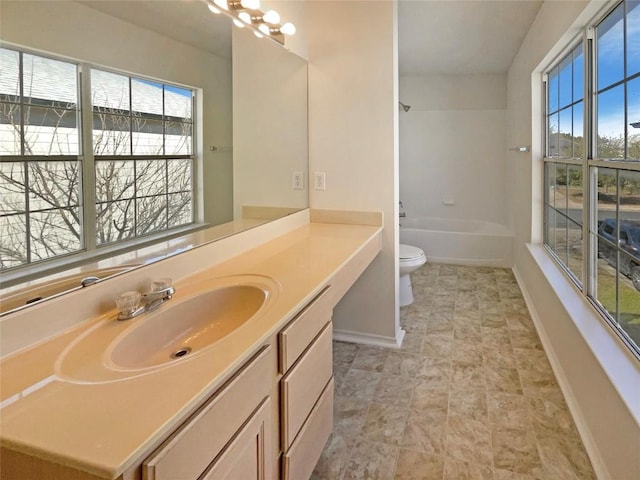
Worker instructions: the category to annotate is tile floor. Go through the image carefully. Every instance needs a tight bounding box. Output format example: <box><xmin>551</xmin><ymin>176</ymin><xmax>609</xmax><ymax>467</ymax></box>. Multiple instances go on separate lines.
<box><xmin>312</xmin><ymin>263</ymin><xmax>596</xmax><ymax>480</ymax></box>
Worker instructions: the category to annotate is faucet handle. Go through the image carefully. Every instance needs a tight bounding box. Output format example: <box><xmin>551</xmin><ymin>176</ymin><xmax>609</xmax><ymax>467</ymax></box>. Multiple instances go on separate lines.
<box><xmin>116</xmin><ymin>291</ymin><xmax>141</xmax><ymax>319</ymax></box>
<box><xmin>150</xmin><ymin>278</ymin><xmax>172</xmax><ymax>292</ymax></box>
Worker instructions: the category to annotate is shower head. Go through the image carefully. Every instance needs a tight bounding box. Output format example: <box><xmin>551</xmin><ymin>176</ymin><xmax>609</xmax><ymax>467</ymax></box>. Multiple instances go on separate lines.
<box><xmin>399</xmin><ymin>101</ymin><xmax>411</xmax><ymax>112</ymax></box>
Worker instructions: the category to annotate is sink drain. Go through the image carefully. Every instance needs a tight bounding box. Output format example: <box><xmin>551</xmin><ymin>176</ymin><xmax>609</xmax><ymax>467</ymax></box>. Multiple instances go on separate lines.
<box><xmin>171</xmin><ymin>346</ymin><xmax>192</xmax><ymax>359</ymax></box>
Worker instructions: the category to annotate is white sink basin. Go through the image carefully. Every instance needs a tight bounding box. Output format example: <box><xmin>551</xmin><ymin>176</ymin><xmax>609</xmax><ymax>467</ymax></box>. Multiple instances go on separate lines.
<box><xmin>55</xmin><ymin>275</ymin><xmax>280</xmax><ymax>383</ymax></box>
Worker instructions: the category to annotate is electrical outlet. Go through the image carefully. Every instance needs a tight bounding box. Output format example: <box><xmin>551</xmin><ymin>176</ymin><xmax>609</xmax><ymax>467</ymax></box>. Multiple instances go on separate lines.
<box><xmin>314</xmin><ymin>172</ymin><xmax>326</xmax><ymax>191</ymax></box>
<box><xmin>292</xmin><ymin>171</ymin><xmax>304</xmax><ymax>190</ymax></box>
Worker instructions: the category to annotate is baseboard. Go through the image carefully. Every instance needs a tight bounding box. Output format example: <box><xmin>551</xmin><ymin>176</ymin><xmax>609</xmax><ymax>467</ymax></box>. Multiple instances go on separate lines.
<box><xmin>512</xmin><ymin>267</ymin><xmax>611</xmax><ymax>480</ymax></box>
<box><xmin>333</xmin><ymin>327</ymin><xmax>405</xmax><ymax>349</ymax></box>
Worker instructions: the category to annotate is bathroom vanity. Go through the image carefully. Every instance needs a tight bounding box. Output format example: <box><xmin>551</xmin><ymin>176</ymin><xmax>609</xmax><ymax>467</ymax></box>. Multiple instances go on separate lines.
<box><xmin>0</xmin><ymin>211</ymin><xmax>382</xmax><ymax>480</ymax></box>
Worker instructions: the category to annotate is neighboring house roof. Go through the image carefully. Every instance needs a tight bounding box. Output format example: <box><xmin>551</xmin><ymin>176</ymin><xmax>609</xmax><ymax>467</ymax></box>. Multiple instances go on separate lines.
<box><xmin>0</xmin><ymin>48</ymin><xmax>192</xmax><ymax>119</ymax></box>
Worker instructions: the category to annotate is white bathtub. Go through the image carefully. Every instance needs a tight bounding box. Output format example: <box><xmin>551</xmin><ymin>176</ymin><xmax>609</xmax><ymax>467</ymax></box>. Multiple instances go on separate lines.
<box><xmin>400</xmin><ymin>217</ymin><xmax>514</xmax><ymax>267</ymax></box>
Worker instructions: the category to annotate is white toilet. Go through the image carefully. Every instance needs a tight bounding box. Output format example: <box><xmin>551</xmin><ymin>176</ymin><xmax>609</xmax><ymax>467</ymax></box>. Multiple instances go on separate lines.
<box><xmin>399</xmin><ymin>244</ymin><xmax>427</xmax><ymax>307</ymax></box>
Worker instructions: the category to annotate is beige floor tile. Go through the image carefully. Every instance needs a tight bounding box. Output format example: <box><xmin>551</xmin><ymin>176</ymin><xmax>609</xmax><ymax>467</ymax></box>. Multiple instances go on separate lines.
<box><xmin>451</xmin><ymin>339</ymin><xmax>485</xmax><ymax>364</ymax></box>
<box><xmin>443</xmin><ymin>457</ymin><xmax>494</xmax><ymax>480</ymax></box>
<box><xmin>361</xmin><ymin>402</ymin><xmax>410</xmax><ymax>446</ymax></box>
<box><xmin>448</xmin><ymin>389</ymin><xmax>487</xmax><ymax>422</ymax></box>
<box><xmin>402</xmin><ymin>410</ymin><xmax>447</xmax><ymax>455</ymax></box>
<box><xmin>395</xmin><ymin>450</ymin><xmax>444</xmax><ymax>480</ymax></box>
<box><xmin>336</xmin><ymin>368</ymin><xmax>382</xmax><ymax>402</ymax></box>
<box><xmin>374</xmin><ymin>375</ymin><xmax>416</xmax><ymax>408</ymax></box>
<box><xmin>341</xmin><ymin>439</ymin><xmax>398</xmax><ymax>480</ymax></box>
<box><xmin>334</xmin><ymin>341</ymin><xmax>360</xmax><ymax>366</ymax></box>
<box><xmin>333</xmin><ymin>395</ymin><xmax>370</xmax><ymax>441</ymax></box>
<box><xmin>450</xmin><ymin>361</ymin><xmax>486</xmax><ymax>390</ymax></box>
<box><xmin>445</xmin><ymin>414</ymin><xmax>493</xmax><ymax>466</ymax></box>
<box><xmin>535</xmin><ymin>431</ymin><xmax>597</xmax><ymax>480</ymax></box>
<box><xmin>491</xmin><ymin>425</ymin><xmax>542</xmax><ymax>475</ymax></box>
<box><xmin>484</xmin><ymin>365</ymin><xmax>523</xmax><ymax>394</ymax></box>
<box><xmin>352</xmin><ymin>345</ymin><xmax>391</xmax><ymax>372</ymax></box>
<box><xmin>487</xmin><ymin>391</ymin><xmax>530</xmax><ymax>429</ymax></box>
<box><xmin>422</xmin><ymin>334</ymin><xmax>453</xmax><ymax>358</ymax></box>
<box><xmin>311</xmin><ymin>433</ymin><xmax>352</xmax><ymax>480</ymax></box>
<box><xmin>416</xmin><ymin>358</ymin><xmax>451</xmax><ymax>390</ymax></box>
<box><xmin>383</xmin><ymin>352</ymin><xmax>424</xmax><ymax>378</ymax></box>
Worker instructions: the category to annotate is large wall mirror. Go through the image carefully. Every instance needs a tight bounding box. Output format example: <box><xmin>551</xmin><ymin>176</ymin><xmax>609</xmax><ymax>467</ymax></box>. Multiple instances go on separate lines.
<box><xmin>0</xmin><ymin>0</ymin><xmax>308</xmax><ymax>315</ymax></box>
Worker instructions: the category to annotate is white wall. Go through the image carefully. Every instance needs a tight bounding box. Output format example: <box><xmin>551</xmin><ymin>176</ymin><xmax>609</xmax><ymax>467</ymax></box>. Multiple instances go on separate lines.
<box><xmin>232</xmin><ymin>27</ymin><xmax>308</xmax><ymax>217</ymax></box>
<box><xmin>0</xmin><ymin>0</ymin><xmax>233</xmax><ymax>226</ymax></box>
<box><xmin>400</xmin><ymin>74</ymin><xmax>508</xmax><ymax>226</ymax></box>
<box><xmin>307</xmin><ymin>1</ymin><xmax>401</xmax><ymax>346</ymax></box>
<box><xmin>507</xmin><ymin>1</ymin><xmax>640</xmax><ymax>478</ymax></box>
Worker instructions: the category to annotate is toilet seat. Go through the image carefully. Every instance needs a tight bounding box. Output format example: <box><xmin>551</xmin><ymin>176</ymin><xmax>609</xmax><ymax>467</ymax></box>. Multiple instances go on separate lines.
<box><xmin>400</xmin><ymin>244</ymin><xmax>425</xmax><ymax>261</ymax></box>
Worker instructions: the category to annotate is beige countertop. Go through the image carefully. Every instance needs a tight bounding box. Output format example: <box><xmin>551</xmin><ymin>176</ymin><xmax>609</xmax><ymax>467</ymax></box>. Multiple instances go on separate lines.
<box><xmin>0</xmin><ymin>221</ymin><xmax>382</xmax><ymax>479</ymax></box>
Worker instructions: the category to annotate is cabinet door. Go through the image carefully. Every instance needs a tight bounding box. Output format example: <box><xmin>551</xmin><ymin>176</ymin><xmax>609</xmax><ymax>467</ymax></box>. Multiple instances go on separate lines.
<box><xmin>201</xmin><ymin>398</ymin><xmax>272</xmax><ymax>480</ymax></box>
<box><xmin>143</xmin><ymin>346</ymin><xmax>272</xmax><ymax>480</ymax></box>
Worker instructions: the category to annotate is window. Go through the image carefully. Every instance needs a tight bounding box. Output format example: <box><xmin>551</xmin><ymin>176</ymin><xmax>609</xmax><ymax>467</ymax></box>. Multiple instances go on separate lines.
<box><xmin>0</xmin><ymin>48</ymin><xmax>195</xmax><ymax>272</ymax></box>
<box><xmin>0</xmin><ymin>50</ymin><xmax>82</xmax><ymax>268</ymax></box>
<box><xmin>91</xmin><ymin>69</ymin><xmax>194</xmax><ymax>245</ymax></box>
<box><xmin>543</xmin><ymin>0</ymin><xmax>640</xmax><ymax>356</ymax></box>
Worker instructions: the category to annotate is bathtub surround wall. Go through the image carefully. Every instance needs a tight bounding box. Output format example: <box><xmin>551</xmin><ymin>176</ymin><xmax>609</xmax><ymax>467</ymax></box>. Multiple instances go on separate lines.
<box><xmin>399</xmin><ymin>74</ymin><xmax>509</xmax><ymax>228</ymax></box>
<box><xmin>400</xmin><ymin>217</ymin><xmax>514</xmax><ymax>267</ymax></box>
<box><xmin>507</xmin><ymin>1</ymin><xmax>640</xmax><ymax>478</ymax></box>
<box><xmin>307</xmin><ymin>1</ymin><xmax>402</xmax><ymax>348</ymax></box>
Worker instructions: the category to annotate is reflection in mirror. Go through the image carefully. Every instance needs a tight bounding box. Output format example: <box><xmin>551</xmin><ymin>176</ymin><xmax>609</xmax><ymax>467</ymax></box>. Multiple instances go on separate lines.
<box><xmin>0</xmin><ymin>0</ymin><xmax>308</xmax><ymax>315</ymax></box>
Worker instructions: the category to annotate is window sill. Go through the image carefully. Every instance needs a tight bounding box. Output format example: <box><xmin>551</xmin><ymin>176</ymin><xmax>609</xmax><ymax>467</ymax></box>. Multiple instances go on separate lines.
<box><xmin>525</xmin><ymin>243</ymin><xmax>640</xmax><ymax>425</ymax></box>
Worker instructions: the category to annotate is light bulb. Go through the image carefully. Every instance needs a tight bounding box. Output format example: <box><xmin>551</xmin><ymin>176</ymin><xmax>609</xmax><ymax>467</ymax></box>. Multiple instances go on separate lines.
<box><xmin>262</xmin><ymin>9</ymin><xmax>280</xmax><ymax>24</ymax></box>
<box><xmin>233</xmin><ymin>18</ymin><xmax>245</xmax><ymax>28</ymax></box>
<box><xmin>253</xmin><ymin>31</ymin><xmax>264</xmax><ymax>38</ymax></box>
<box><xmin>207</xmin><ymin>3</ymin><xmax>221</xmax><ymax>14</ymax></box>
<box><xmin>280</xmin><ymin>22</ymin><xmax>296</xmax><ymax>35</ymax></box>
<box><xmin>213</xmin><ymin>0</ymin><xmax>228</xmax><ymax>10</ymax></box>
<box><xmin>240</xmin><ymin>0</ymin><xmax>260</xmax><ymax>9</ymax></box>
<box><xmin>238</xmin><ymin>11</ymin><xmax>251</xmax><ymax>24</ymax></box>
<box><xmin>258</xmin><ymin>23</ymin><xmax>271</xmax><ymax>35</ymax></box>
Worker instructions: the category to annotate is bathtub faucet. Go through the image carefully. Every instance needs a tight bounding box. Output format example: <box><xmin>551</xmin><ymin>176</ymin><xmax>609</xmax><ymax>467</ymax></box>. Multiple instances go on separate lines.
<box><xmin>399</xmin><ymin>201</ymin><xmax>406</xmax><ymax>218</ymax></box>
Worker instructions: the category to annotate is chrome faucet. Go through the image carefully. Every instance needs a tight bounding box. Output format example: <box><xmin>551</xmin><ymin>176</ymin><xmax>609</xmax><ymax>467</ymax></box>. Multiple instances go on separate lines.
<box><xmin>116</xmin><ymin>280</ymin><xmax>175</xmax><ymax>320</ymax></box>
<box><xmin>399</xmin><ymin>201</ymin><xmax>407</xmax><ymax>218</ymax></box>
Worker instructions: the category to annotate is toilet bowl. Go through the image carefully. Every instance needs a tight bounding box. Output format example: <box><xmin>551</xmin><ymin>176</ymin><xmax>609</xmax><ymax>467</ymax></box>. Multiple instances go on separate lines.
<box><xmin>399</xmin><ymin>244</ymin><xmax>427</xmax><ymax>307</ymax></box>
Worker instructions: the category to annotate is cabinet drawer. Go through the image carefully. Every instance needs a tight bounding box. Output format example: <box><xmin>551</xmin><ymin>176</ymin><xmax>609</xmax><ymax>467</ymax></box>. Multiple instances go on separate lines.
<box><xmin>282</xmin><ymin>377</ymin><xmax>334</xmax><ymax>480</ymax></box>
<box><xmin>143</xmin><ymin>346</ymin><xmax>272</xmax><ymax>480</ymax></box>
<box><xmin>278</xmin><ymin>286</ymin><xmax>332</xmax><ymax>374</ymax></box>
<box><xmin>281</xmin><ymin>323</ymin><xmax>332</xmax><ymax>451</ymax></box>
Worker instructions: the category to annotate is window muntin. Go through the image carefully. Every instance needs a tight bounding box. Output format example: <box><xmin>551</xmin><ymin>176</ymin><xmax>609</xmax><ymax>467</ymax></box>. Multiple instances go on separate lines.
<box><xmin>0</xmin><ymin>49</ymin><xmax>82</xmax><ymax>269</ymax></box>
<box><xmin>544</xmin><ymin>0</ymin><xmax>640</xmax><ymax>356</ymax></box>
<box><xmin>547</xmin><ymin>45</ymin><xmax>584</xmax><ymax>159</ymax></box>
<box><xmin>0</xmin><ymin>48</ymin><xmax>196</xmax><ymax>272</ymax></box>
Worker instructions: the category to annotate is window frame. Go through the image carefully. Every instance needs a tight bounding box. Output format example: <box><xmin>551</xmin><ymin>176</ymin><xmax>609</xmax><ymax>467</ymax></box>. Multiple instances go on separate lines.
<box><xmin>542</xmin><ymin>0</ymin><xmax>640</xmax><ymax>359</ymax></box>
<box><xmin>0</xmin><ymin>46</ymin><xmax>198</xmax><ymax>279</ymax></box>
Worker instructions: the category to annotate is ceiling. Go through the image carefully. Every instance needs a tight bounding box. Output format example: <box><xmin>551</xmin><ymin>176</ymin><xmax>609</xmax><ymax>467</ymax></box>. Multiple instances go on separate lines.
<box><xmin>398</xmin><ymin>0</ymin><xmax>543</xmax><ymax>75</ymax></box>
<box><xmin>78</xmin><ymin>0</ymin><xmax>542</xmax><ymax>74</ymax></box>
<box><xmin>77</xmin><ymin>0</ymin><xmax>232</xmax><ymax>59</ymax></box>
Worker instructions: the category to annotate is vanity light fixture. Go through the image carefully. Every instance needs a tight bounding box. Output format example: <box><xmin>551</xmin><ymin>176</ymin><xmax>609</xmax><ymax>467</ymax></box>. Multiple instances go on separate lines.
<box><xmin>204</xmin><ymin>0</ymin><xmax>295</xmax><ymax>45</ymax></box>
<box><xmin>239</xmin><ymin>0</ymin><xmax>260</xmax><ymax>9</ymax></box>
<box><xmin>262</xmin><ymin>9</ymin><xmax>280</xmax><ymax>24</ymax></box>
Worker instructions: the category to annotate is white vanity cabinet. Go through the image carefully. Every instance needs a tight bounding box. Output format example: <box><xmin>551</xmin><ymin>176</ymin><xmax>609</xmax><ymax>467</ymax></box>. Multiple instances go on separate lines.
<box><xmin>277</xmin><ymin>287</ymin><xmax>334</xmax><ymax>480</ymax></box>
<box><xmin>142</xmin><ymin>346</ymin><xmax>273</xmax><ymax>480</ymax></box>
